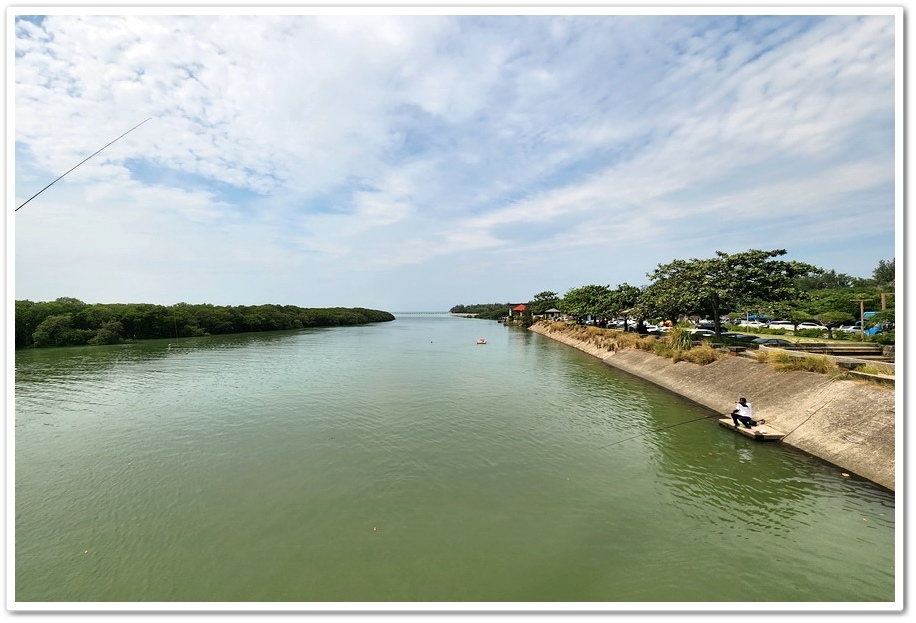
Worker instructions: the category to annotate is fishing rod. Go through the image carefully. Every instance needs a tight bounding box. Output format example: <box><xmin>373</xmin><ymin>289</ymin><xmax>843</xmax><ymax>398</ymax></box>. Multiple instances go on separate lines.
<box><xmin>598</xmin><ymin>412</ymin><xmax>728</xmax><ymax>449</ymax></box>
<box><xmin>15</xmin><ymin>117</ymin><xmax>152</xmax><ymax>212</ymax></box>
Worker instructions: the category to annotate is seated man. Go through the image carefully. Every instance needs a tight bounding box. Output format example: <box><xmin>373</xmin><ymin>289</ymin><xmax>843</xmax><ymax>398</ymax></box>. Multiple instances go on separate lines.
<box><xmin>730</xmin><ymin>397</ymin><xmax>765</xmax><ymax>429</ymax></box>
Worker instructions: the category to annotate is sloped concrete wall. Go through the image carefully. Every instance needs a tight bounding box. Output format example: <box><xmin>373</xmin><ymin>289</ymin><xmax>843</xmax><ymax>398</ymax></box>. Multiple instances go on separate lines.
<box><xmin>529</xmin><ymin>323</ymin><xmax>896</xmax><ymax>491</ymax></box>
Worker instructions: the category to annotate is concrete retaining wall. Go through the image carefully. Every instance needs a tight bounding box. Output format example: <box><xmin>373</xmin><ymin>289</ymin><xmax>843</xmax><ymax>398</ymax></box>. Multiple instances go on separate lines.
<box><xmin>529</xmin><ymin>322</ymin><xmax>896</xmax><ymax>491</ymax></box>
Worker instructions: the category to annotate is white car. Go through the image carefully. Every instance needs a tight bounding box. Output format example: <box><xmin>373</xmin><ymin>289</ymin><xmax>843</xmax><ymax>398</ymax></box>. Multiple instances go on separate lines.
<box><xmin>688</xmin><ymin>329</ymin><xmax>717</xmax><ymax>338</ymax></box>
<box><xmin>767</xmin><ymin>320</ymin><xmax>795</xmax><ymax>330</ymax></box>
<box><xmin>796</xmin><ymin>322</ymin><xmax>827</xmax><ymax>331</ymax></box>
<box><xmin>738</xmin><ymin>320</ymin><xmax>767</xmax><ymax>328</ymax></box>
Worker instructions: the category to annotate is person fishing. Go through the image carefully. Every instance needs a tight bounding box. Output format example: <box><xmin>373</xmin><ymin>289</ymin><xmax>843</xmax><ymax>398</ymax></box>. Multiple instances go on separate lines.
<box><xmin>730</xmin><ymin>397</ymin><xmax>764</xmax><ymax>429</ymax></box>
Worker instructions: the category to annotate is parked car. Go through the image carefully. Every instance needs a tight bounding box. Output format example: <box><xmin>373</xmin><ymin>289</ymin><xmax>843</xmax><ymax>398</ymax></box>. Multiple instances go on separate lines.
<box><xmin>688</xmin><ymin>329</ymin><xmax>717</xmax><ymax>338</ymax></box>
<box><xmin>738</xmin><ymin>320</ymin><xmax>767</xmax><ymax>328</ymax></box>
<box><xmin>696</xmin><ymin>320</ymin><xmax>716</xmax><ymax>330</ymax></box>
<box><xmin>796</xmin><ymin>322</ymin><xmax>827</xmax><ymax>331</ymax></box>
<box><xmin>752</xmin><ymin>337</ymin><xmax>793</xmax><ymax>346</ymax></box>
<box><xmin>720</xmin><ymin>332</ymin><xmax>758</xmax><ymax>343</ymax></box>
<box><xmin>767</xmin><ymin>320</ymin><xmax>795</xmax><ymax>330</ymax></box>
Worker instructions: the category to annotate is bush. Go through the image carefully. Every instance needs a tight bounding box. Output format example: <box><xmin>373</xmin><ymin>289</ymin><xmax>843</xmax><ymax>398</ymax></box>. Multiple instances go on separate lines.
<box><xmin>665</xmin><ymin>327</ymin><xmax>692</xmax><ymax>351</ymax></box>
<box><xmin>672</xmin><ymin>343</ymin><xmax>723</xmax><ymax>365</ymax></box>
<box><xmin>833</xmin><ymin>331</ymin><xmax>860</xmax><ymax>341</ymax></box>
<box><xmin>535</xmin><ymin>321</ymin><xmax>722</xmax><ymax>365</ymax></box>
<box><xmin>857</xmin><ymin>364</ymin><xmax>891</xmax><ymax>375</ymax></box>
<box><xmin>873</xmin><ymin>332</ymin><xmax>895</xmax><ymax>345</ymax></box>
<box><xmin>794</xmin><ymin>329</ymin><xmax>826</xmax><ymax>338</ymax></box>
<box><xmin>756</xmin><ymin>350</ymin><xmax>839</xmax><ymax>374</ymax></box>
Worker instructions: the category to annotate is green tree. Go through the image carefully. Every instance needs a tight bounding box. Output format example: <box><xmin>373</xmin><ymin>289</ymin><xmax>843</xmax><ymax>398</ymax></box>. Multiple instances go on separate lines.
<box><xmin>32</xmin><ymin>314</ymin><xmax>76</xmax><ymax>347</ymax></box>
<box><xmin>795</xmin><ymin>269</ymin><xmax>858</xmax><ymax>291</ymax></box>
<box><xmin>634</xmin><ymin>281</ymin><xmax>680</xmax><ymax>325</ymax></box>
<box><xmin>803</xmin><ymin>288</ymin><xmax>882</xmax><ymax>318</ymax></box>
<box><xmin>16</xmin><ymin>299</ymin><xmax>395</xmax><ymax>348</ymax></box>
<box><xmin>528</xmin><ymin>291</ymin><xmax>560</xmax><ymax>315</ymax></box>
<box><xmin>609</xmin><ymin>283</ymin><xmax>641</xmax><ymax>324</ymax></box>
<box><xmin>195</xmin><ymin>304</ymin><xmax>235</xmax><ymax>335</ymax></box>
<box><xmin>872</xmin><ymin>258</ymin><xmax>895</xmax><ymax>287</ymax></box>
<box><xmin>47</xmin><ymin>297</ymin><xmax>87</xmax><ymax>316</ymax></box>
<box><xmin>643</xmin><ymin>249</ymin><xmax>817</xmax><ymax>335</ymax></box>
<box><xmin>814</xmin><ymin>311</ymin><xmax>856</xmax><ymax>339</ymax></box>
<box><xmin>88</xmin><ymin>320</ymin><xmax>124</xmax><ymax>345</ymax></box>
<box><xmin>448</xmin><ymin>302</ymin><xmax>511</xmax><ymax>320</ymax></box>
<box><xmin>561</xmin><ymin>284</ymin><xmax>614</xmax><ymax>318</ymax></box>
<box><xmin>15</xmin><ymin>300</ymin><xmax>40</xmax><ymax>348</ymax></box>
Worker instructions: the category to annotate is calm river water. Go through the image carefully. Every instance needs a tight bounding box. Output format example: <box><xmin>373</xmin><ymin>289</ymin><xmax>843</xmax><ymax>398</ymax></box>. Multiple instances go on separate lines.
<box><xmin>13</xmin><ymin>315</ymin><xmax>896</xmax><ymax>605</ymax></box>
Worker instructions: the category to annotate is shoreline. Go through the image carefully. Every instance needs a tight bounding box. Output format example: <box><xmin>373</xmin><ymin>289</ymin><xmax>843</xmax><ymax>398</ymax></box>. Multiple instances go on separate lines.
<box><xmin>529</xmin><ymin>321</ymin><xmax>896</xmax><ymax>491</ymax></box>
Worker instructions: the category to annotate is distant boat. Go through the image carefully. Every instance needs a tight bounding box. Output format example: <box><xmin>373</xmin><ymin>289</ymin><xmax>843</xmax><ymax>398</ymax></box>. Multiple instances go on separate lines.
<box><xmin>477</xmin><ymin>338</ymin><xmax>487</xmax><ymax>344</ymax></box>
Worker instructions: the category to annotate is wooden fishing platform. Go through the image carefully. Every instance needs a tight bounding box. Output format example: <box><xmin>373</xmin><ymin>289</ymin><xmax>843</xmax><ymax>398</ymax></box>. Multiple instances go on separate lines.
<box><xmin>717</xmin><ymin>418</ymin><xmax>785</xmax><ymax>441</ymax></box>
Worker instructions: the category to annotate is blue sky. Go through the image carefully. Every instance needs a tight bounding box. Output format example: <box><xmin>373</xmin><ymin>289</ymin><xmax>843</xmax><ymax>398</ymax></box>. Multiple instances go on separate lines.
<box><xmin>10</xmin><ymin>8</ymin><xmax>900</xmax><ymax>312</ymax></box>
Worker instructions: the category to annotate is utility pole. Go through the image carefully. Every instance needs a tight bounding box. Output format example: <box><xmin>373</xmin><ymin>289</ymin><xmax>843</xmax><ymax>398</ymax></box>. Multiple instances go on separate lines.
<box><xmin>881</xmin><ymin>292</ymin><xmax>895</xmax><ymax>310</ymax></box>
<box><xmin>852</xmin><ymin>299</ymin><xmax>867</xmax><ymax>341</ymax></box>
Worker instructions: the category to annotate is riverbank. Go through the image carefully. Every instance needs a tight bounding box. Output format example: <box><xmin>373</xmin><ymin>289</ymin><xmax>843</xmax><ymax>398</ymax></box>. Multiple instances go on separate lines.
<box><xmin>529</xmin><ymin>321</ymin><xmax>896</xmax><ymax>491</ymax></box>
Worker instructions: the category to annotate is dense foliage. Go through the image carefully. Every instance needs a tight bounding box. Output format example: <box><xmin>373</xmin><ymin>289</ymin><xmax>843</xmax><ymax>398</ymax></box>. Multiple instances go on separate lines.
<box><xmin>15</xmin><ymin>298</ymin><xmax>395</xmax><ymax>349</ymax></box>
<box><xmin>448</xmin><ymin>302</ymin><xmax>513</xmax><ymax>320</ymax></box>
<box><xmin>637</xmin><ymin>249</ymin><xmax>817</xmax><ymax>334</ymax></box>
<box><xmin>452</xmin><ymin>249</ymin><xmax>895</xmax><ymax>344</ymax></box>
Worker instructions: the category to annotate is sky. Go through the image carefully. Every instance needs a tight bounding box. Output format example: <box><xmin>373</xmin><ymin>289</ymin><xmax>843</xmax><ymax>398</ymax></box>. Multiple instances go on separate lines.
<box><xmin>9</xmin><ymin>7</ymin><xmax>900</xmax><ymax>313</ymax></box>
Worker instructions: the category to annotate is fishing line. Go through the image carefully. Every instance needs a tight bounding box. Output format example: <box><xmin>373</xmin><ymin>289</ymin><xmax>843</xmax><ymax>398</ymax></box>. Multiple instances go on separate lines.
<box><xmin>598</xmin><ymin>413</ymin><xmax>726</xmax><ymax>449</ymax></box>
<box><xmin>15</xmin><ymin>117</ymin><xmax>152</xmax><ymax>212</ymax></box>
<box><xmin>778</xmin><ymin>372</ymin><xmax>846</xmax><ymax>441</ymax></box>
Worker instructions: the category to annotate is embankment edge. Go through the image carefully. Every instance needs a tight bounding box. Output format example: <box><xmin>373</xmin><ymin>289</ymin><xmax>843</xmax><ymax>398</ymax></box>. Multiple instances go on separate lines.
<box><xmin>529</xmin><ymin>322</ymin><xmax>895</xmax><ymax>491</ymax></box>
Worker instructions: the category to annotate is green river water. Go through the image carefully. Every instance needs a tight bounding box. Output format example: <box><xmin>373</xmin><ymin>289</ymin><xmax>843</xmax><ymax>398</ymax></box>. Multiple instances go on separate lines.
<box><xmin>13</xmin><ymin>315</ymin><xmax>896</xmax><ymax>605</ymax></box>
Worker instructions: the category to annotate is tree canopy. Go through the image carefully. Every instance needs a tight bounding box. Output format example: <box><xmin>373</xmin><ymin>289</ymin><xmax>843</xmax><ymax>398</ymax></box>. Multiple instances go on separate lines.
<box><xmin>637</xmin><ymin>249</ymin><xmax>817</xmax><ymax>334</ymax></box>
<box><xmin>452</xmin><ymin>250</ymin><xmax>894</xmax><ymax>343</ymax></box>
<box><xmin>872</xmin><ymin>258</ymin><xmax>895</xmax><ymax>287</ymax></box>
<box><xmin>560</xmin><ymin>284</ymin><xmax>614</xmax><ymax>317</ymax></box>
<box><xmin>528</xmin><ymin>291</ymin><xmax>561</xmax><ymax>315</ymax></box>
<box><xmin>16</xmin><ymin>298</ymin><xmax>395</xmax><ymax>349</ymax></box>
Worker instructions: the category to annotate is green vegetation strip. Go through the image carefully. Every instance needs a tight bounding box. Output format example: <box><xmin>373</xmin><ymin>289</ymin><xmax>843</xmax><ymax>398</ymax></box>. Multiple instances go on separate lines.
<box><xmin>15</xmin><ymin>297</ymin><xmax>395</xmax><ymax>349</ymax></box>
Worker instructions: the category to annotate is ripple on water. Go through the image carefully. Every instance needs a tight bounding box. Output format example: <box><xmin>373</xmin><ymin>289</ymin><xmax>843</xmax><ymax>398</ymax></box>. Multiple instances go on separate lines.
<box><xmin>13</xmin><ymin>320</ymin><xmax>896</xmax><ymax>602</ymax></box>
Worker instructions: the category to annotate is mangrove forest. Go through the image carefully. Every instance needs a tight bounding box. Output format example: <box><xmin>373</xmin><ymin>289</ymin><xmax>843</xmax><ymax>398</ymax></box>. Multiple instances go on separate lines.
<box><xmin>14</xmin><ymin>298</ymin><xmax>395</xmax><ymax>349</ymax></box>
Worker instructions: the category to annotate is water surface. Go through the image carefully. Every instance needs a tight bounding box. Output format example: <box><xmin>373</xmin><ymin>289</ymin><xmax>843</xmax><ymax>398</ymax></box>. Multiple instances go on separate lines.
<box><xmin>14</xmin><ymin>316</ymin><xmax>895</xmax><ymax>603</ymax></box>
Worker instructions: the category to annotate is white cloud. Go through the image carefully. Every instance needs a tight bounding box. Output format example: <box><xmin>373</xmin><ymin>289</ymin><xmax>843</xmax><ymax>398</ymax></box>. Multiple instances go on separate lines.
<box><xmin>12</xmin><ymin>12</ymin><xmax>897</xmax><ymax>310</ymax></box>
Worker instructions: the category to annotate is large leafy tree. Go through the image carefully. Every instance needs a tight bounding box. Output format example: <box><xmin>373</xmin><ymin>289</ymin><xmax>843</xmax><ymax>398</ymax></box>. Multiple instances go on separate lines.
<box><xmin>561</xmin><ymin>284</ymin><xmax>614</xmax><ymax>317</ymax></box>
<box><xmin>528</xmin><ymin>291</ymin><xmax>561</xmax><ymax>315</ymax></box>
<box><xmin>634</xmin><ymin>281</ymin><xmax>680</xmax><ymax>325</ymax></box>
<box><xmin>814</xmin><ymin>311</ymin><xmax>857</xmax><ymax>338</ymax></box>
<box><xmin>643</xmin><ymin>249</ymin><xmax>817</xmax><ymax>335</ymax></box>
<box><xmin>32</xmin><ymin>314</ymin><xmax>80</xmax><ymax>347</ymax></box>
<box><xmin>609</xmin><ymin>283</ymin><xmax>641</xmax><ymax>324</ymax></box>
<box><xmin>872</xmin><ymin>258</ymin><xmax>895</xmax><ymax>287</ymax></box>
<box><xmin>795</xmin><ymin>269</ymin><xmax>862</xmax><ymax>291</ymax></box>
<box><xmin>800</xmin><ymin>288</ymin><xmax>882</xmax><ymax>318</ymax></box>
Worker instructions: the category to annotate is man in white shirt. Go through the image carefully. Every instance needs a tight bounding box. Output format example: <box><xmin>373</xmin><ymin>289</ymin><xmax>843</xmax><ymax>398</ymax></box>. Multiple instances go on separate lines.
<box><xmin>730</xmin><ymin>397</ymin><xmax>764</xmax><ymax>429</ymax></box>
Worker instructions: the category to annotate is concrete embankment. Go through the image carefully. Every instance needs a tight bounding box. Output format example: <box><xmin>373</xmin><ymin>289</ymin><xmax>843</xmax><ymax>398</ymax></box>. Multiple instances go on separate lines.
<box><xmin>529</xmin><ymin>322</ymin><xmax>896</xmax><ymax>491</ymax></box>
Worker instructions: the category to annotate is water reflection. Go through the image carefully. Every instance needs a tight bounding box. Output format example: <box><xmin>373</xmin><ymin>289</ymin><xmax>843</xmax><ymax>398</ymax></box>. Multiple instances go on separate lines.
<box><xmin>14</xmin><ymin>317</ymin><xmax>895</xmax><ymax>603</ymax></box>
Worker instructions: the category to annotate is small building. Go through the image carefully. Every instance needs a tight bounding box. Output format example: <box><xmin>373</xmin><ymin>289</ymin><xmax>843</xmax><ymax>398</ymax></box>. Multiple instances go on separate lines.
<box><xmin>544</xmin><ymin>308</ymin><xmax>562</xmax><ymax>321</ymax></box>
<box><xmin>509</xmin><ymin>304</ymin><xmax>527</xmax><ymax>317</ymax></box>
